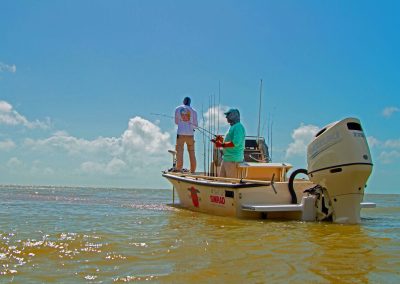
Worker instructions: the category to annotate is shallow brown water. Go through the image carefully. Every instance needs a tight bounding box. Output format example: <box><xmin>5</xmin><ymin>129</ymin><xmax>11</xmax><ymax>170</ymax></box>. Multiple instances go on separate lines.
<box><xmin>0</xmin><ymin>186</ymin><xmax>398</xmax><ymax>283</ymax></box>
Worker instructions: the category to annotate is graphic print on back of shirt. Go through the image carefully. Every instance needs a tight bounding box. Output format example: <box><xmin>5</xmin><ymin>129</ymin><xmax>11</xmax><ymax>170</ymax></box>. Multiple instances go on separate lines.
<box><xmin>180</xmin><ymin>108</ymin><xmax>191</xmax><ymax>122</ymax></box>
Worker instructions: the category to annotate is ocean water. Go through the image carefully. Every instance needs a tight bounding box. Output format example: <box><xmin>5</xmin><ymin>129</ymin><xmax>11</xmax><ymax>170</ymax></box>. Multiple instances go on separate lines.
<box><xmin>0</xmin><ymin>185</ymin><xmax>399</xmax><ymax>283</ymax></box>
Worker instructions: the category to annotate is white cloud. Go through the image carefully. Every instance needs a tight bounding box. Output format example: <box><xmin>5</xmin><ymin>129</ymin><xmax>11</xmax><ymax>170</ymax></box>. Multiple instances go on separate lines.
<box><xmin>30</xmin><ymin>160</ymin><xmax>55</xmax><ymax>176</ymax></box>
<box><xmin>367</xmin><ymin>136</ymin><xmax>380</xmax><ymax>148</ymax></box>
<box><xmin>81</xmin><ymin>158</ymin><xmax>127</xmax><ymax>176</ymax></box>
<box><xmin>0</xmin><ymin>100</ymin><xmax>50</xmax><ymax>129</ymax></box>
<box><xmin>24</xmin><ymin>116</ymin><xmax>173</xmax><ymax>177</ymax></box>
<box><xmin>0</xmin><ymin>62</ymin><xmax>16</xmax><ymax>73</ymax></box>
<box><xmin>286</xmin><ymin>124</ymin><xmax>319</xmax><ymax>158</ymax></box>
<box><xmin>5</xmin><ymin>157</ymin><xmax>56</xmax><ymax>177</ymax></box>
<box><xmin>80</xmin><ymin>161</ymin><xmax>104</xmax><ymax>174</ymax></box>
<box><xmin>382</xmin><ymin>106</ymin><xmax>399</xmax><ymax>118</ymax></box>
<box><xmin>25</xmin><ymin>130</ymin><xmax>122</xmax><ymax>156</ymax></box>
<box><xmin>378</xmin><ymin>151</ymin><xmax>400</xmax><ymax>164</ymax></box>
<box><xmin>364</xmin><ymin>137</ymin><xmax>400</xmax><ymax>164</ymax></box>
<box><xmin>6</xmin><ymin>157</ymin><xmax>23</xmax><ymax>169</ymax></box>
<box><xmin>203</xmin><ymin>105</ymin><xmax>230</xmax><ymax>135</ymax></box>
<box><xmin>0</xmin><ymin>101</ymin><xmax>13</xmax><ymax>112</ymax></box>
<box><xmin>383</xmin><ymin>139</ymin><xmax>400</xmax><ymax>149</ymax></box>
<box><xmin>0</xmin><ymin>139</ymin><xmax>16</xmax><ymax>151</ymax></box>
<box><xmin>122</xmin><ymin>116</ymin><xmax>171</xmax><ymax>154</ymax></box>
<box><xmin>365</xmin><ymin>137</ymin><xmax>400</xmax><ymax>150</ymax></box>
<box><xmin>43</xmin><ymin>167</ymin><xmax>55</xmax><ymax>175</ymax></box>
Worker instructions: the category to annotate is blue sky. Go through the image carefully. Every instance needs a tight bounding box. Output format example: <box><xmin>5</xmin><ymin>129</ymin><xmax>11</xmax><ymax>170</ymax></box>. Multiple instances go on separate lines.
<box><xmin>0</xmin><ymin>0</ymin><xmax>399</xmax><ymax>193</ymax></box>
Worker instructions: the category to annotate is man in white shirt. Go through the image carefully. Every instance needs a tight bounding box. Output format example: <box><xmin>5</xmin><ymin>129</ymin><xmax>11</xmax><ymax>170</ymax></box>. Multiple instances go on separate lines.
<box><xmin>175</xmin><ymin>97</ymin><xmax>198</xmax><ymax>172</ymax></box>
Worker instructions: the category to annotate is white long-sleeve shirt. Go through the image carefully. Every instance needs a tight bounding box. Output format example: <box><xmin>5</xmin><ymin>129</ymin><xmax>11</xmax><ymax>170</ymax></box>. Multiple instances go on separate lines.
<box><xmin>175</xmin><ymin>105</ymin><xmax>198</xmax><ymax>135</ymax></box>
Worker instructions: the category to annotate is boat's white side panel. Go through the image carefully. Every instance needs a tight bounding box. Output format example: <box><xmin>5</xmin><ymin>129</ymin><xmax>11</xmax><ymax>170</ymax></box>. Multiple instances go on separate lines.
<box><xmin>167</xmin><ymin>177</ymin><xmax>237</xmax><ymax>217</ymax></box>
<box><xmin>237</xmin><ymin>181</ymin><xmax>312</xmax><ymax>205</ymax></box>
<box><xmin>165</xmin><ymin>174</ymin><xmax>315</xmax><ymax>220</ymax></box>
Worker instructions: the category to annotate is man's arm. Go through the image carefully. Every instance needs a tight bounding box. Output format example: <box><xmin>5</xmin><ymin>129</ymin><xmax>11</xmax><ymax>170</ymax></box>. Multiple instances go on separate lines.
<box><xmin>175</xmin><ymin>108</ymin><xmax>179</xmax><ymax>125</ymax></box>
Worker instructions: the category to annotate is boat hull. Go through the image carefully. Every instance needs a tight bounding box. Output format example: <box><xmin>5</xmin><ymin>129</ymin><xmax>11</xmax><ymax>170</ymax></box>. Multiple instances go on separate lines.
<box><xmin>163</xmin><ymin>173</ymin><xmax>314</xmax><ymax>220</ymax></box>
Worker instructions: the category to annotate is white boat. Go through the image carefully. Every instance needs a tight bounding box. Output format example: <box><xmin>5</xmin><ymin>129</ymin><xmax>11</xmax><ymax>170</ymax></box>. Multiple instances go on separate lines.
<box><xmin>162</xmin><ymin>117</ymin><xmax>375</xmax><ymax>224</ymax></box>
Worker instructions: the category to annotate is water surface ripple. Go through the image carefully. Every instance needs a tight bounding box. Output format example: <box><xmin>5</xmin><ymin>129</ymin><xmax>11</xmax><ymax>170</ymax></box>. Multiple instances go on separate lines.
<box><xmin>0</xmin><ymin>186</ymin><xmax>399</xmax><ymax>283</ymax></box>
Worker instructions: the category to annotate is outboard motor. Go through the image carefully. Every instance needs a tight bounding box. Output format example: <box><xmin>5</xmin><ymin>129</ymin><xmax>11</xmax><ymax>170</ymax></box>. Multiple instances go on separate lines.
<box><xmin>307</xmin><ymin>118</ymin><xmax>373</xmax><ymax>224</ymax></box>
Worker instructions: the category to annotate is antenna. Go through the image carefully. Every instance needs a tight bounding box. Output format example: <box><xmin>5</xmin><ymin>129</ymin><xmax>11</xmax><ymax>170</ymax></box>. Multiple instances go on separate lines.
<box><xmin>257</xmin><ymin>79</ymin><xmax>263</xmax><ymax>143</ymax></box>
<box><xmin>208</xmin><ymin>95</ymin><xmax>213</xmax><ymax>176</ymax></box>
<box><xmin>270</xmin><ymin>117</ymin><xmax>273</xmax><ymax>161</ymax></box>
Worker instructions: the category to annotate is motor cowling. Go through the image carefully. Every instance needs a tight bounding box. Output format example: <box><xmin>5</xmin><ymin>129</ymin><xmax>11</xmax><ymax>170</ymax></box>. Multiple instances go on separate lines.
<box><xmin>306</xmin><ymin>117</ymin><xmax>373</xmax><ymax>224</ymax></box>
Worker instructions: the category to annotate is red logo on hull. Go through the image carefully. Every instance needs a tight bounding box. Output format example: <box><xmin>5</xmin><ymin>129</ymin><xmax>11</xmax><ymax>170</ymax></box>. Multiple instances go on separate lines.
<box><xmin>188</xmin><ymin>186</ymin><xmax>200</xmax><ymax>207</ymax></box>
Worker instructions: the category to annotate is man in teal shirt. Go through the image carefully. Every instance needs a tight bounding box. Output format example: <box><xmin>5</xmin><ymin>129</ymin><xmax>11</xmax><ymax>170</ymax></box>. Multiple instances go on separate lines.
<box><xmin>212</xmin><ymin>108</ymin><xmax>246</xmax><ymax>178</ymax></box>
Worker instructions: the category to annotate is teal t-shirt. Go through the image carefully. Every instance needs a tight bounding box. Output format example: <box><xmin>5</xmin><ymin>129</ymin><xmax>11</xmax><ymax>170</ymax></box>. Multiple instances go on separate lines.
<box><xmin>223</xmin><ymin>122</ymin><xmax>246</xmax><ymax>162</ymax></box>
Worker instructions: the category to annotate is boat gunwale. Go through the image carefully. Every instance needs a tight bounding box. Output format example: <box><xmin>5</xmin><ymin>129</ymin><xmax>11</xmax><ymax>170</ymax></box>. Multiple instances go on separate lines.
<box><xmin>162</xmin><ymin>172</ymin><xmax>265</xmax><ymax>188</ymax></box>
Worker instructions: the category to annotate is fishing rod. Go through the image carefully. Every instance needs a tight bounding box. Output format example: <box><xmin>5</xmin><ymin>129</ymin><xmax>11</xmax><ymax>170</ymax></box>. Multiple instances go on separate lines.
<box><xmin>202</xmin><ymin>104</ymin><xmax>207</xmax><ymax>175</ymax></box>
<box><xmin>150</xmin><ymin>112</ymin><xmax>219</xmax><ymax>138</ymax></box>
